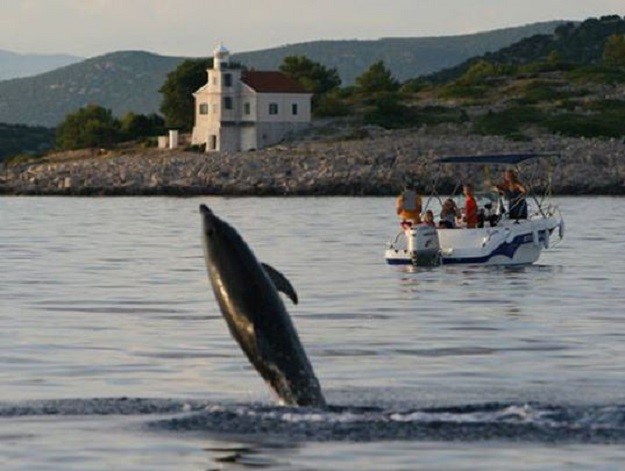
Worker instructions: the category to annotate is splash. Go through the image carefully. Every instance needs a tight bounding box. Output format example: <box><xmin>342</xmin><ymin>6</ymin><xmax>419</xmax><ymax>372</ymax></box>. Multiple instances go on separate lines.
<box><xmin>1</xmin><ymin>398</ymin><xmax>625</xmax><ymax>443</ymax></box>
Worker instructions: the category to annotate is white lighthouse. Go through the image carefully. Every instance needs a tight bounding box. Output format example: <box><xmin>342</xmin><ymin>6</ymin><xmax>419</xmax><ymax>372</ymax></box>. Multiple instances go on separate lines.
<box><xmin>191</xmin><ymin>43</ymin><xmax>312</xmax><ymax>153</ymax></box>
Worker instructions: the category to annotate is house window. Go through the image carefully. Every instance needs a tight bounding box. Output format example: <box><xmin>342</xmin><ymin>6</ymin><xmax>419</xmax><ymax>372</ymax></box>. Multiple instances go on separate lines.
<box><xmin>224</xmin><ymin>73</ymin><xmax>232</xmax><ymax>87</ymax></box>
<box><xmin>269</xmin><ymin>103</ymin><xmax>278</xmax><ymax>115</ymax></box>
<box><xmin>244</xmin><ymin>102</ymin><xmax>251</xmax><ymax>115</ymax></box>
<box><xmin>199</xmin><ymin>103</ymin><xmax>209</xmax><ymax>115</ymax></box>
<box><xmin>224</xmin><ymin>96</ymin><xmax>233</xmax><ymax>110</ymax></box>
<box><xmin>292</xmin><ymin>103</ymin><xmax>298</xmax><ymax>115</ymax></box>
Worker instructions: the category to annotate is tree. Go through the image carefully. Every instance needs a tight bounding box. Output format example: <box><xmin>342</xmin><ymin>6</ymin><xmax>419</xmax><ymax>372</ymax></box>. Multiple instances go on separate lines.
<box><xmin>279</xmin><ymin>55</ymin><xmax>341</xmax><ymax>95</ymax></box>
<box><xmin>355</xmin><ymin>60</ymin><xmax>399</xmax><ymax>94</ymax></box>
<box><xmin>279</xmin><ymin>55</ymin><xmax>341</xmax><ymax>114</ymax></box>
<box><xmin>313</xmin><ymin>89</ymin><xmax>350</xmax><ymax>117</ymax></box>
<box><xmin>119</xmin><ymin>112</ymin><xmax>165</xmax><ymax>140</ymax></box>
<box><xmin>159</xmin><ymin>58</ymin><xmax>213</xmax><ymax>131</ymax></box>
<box><xmin>56</xmin><ymin>104</ymin><xmax>120</xmax><ymax>150</ymax></box>
<box><xmin>603</xmin><ymin>34</ymin><xmax>625</xmax><ymax>66</ymax></box>
<box><xmin>363</xmin><ymin>92</ymin><xmax>409</xmax><ymax>128</ymax></box>
<box><xmin>458</xmin><ymin>60</ymin><xmax>503</xmax><ymax>84</ymax></box>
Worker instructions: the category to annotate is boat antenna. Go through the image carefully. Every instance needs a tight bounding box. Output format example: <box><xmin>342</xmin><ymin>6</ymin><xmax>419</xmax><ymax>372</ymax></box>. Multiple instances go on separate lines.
<box><xmin>516</xmin><ymin>161</ymin><xmax>547</xmax><ymax>218</ymax></box>
<box><xmin>423</xmin><ymin>157</ymin><xmax>444</xmax><ymax>211</ymax></box>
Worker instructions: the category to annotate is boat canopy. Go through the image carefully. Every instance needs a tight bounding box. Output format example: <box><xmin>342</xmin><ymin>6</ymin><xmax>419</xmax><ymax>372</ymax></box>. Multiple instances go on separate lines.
<box><xmin>434</xmin><ymin>153</ymin><xmax>560</xmax><ymax>165</ymax></box>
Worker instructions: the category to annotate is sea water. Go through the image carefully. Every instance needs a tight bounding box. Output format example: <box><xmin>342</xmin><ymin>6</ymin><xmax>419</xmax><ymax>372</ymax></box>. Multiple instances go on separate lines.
<box><xmin>1</xmin><ymin>196</ymin><xmax>625</xmax><ymax>469</ymax></box>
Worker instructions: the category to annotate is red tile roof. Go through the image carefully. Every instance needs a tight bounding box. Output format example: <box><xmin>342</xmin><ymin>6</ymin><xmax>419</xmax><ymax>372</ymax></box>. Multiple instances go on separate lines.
<box><xmin>241</xmin><ymin>71</ymin><xmax>309</xmax><ymax>93</ymax></box>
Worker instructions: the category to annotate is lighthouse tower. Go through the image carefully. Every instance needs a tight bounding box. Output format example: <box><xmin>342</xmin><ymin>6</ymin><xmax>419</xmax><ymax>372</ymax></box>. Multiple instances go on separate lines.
<box><xmin>191</xmin><ymin>43</ymin><xmax>242</xmax><ymax>151</ymax></box>
<box><xmin>213</xmin><ymin>42</ymin><xmax>230</xmax><ymax>69</ymax></box>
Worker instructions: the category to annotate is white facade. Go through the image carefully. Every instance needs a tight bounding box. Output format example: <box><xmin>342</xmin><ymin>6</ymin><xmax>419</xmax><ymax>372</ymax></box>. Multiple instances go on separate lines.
<box><xmin>191</xmin><ymin>44</ymin><xmax>312</xmax><ymax>152</ymax></box>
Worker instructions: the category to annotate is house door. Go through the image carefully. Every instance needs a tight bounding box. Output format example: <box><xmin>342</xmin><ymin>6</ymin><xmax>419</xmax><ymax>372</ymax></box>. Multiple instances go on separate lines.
<box><xmin>209</xmin><ymin>135</ymin><xmax>217</xmax><ymax>151</ymax></box>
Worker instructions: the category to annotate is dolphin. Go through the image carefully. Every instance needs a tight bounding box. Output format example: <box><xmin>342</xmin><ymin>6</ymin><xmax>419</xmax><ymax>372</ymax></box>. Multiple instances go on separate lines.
<box><xmin>199</xmin><ymin>204</ymin><xmax>326</xmax><ymax>407</ymax></box>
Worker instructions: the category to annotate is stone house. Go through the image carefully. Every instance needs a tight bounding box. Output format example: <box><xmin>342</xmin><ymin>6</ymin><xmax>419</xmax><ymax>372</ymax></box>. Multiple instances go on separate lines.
<box><xmin>191</xmin><ymin>44</ymin><xmax>313</xmax><ymax>152</ymax></box>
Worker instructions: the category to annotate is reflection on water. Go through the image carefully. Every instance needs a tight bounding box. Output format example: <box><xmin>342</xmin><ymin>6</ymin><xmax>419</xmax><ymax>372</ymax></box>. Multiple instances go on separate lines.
<box><xmin>1</xmin><ymin>196</ymin><xmax>625</xmax><ymax>469</ymax></box>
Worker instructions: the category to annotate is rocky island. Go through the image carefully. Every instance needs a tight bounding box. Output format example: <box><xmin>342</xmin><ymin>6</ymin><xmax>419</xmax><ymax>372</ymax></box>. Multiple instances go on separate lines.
<box><xmin>1</xmin><ymin>125</ymin><xmax>624</xmax><ymax>196</ymax></box>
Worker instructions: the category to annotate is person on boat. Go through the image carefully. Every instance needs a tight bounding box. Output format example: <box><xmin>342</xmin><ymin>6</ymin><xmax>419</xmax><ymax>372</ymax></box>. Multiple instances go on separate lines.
<box><xmin>439</xmin><ymin>198</ymin><xmax>459</xmax><ymax>229</ymax></box>
<box><xmin>423</xmin><ymin>210</ymin><xmax>435</xmax><ymax>227</ymax></box>
<box><xmin>463</xmin><ymin>184</ymin><xmax>478</xmax><ymax>229</ymax></box>
<box><xmin>396</xmin><ymin>185</ymin><xmax>422</xmax><ymax>229</ymax></box>
<box><xmin>496</xmin><ymin>169</ymin><xmax>528</xmax><ymax>220</ymax></box>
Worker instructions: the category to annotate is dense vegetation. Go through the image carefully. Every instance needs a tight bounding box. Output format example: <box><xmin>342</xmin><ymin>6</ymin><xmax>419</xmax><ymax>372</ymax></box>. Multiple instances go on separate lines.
<box><xmin>55</xmin><ymin>105</ymin><xmax>164</xmax><ymax>150</ymax></box>
<box><xmin>307</xmin><ymin>15</ymin><xmax>625</xmax><ymax>139</ymax></box>
<box><xmin>0</xmin><ymin>123</ymin><xmax>54</xmax><ymax>162</ymax></box>
<box><xmin>159</xmin><ymin>58</ymin><xmax>213</xmax><ymax>131</ymax></box>
<box><xmin>429</xmin><ymin>15</ymin><xmax>625</xmax><ymax>82</ymax></box>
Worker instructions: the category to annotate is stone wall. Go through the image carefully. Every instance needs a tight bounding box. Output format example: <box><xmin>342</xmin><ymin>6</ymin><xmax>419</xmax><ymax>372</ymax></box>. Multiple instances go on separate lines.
<box><xmin>1</xmin><ymin>129</ymin><xmax>624</xmax><ymax>195</ymax></box>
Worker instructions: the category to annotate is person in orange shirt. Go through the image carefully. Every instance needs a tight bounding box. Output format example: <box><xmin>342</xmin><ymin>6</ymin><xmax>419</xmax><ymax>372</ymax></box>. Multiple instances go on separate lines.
<box><xmin>463</xmin><ymin>183</ymin><xmax>478</xmax><ymax>229</ymax></box>
<box><xmin>396</xmin><ymin>185</ymin><xmax>422</xmax><ymax>229</ymax></box>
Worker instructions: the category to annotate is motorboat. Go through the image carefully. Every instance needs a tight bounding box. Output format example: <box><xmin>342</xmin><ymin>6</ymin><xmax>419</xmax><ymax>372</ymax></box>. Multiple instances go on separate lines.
<box><xmin>385</xmin><ymin>153</ymin><xmax>564</xmax><ymax>266</ymax></box>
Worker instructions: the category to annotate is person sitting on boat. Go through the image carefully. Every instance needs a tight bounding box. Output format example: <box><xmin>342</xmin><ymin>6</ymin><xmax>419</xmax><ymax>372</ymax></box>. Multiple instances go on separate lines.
<box><xmin>496</xmin><ymin>169</ymin><xmax>528</xmax><ymax>220</ymax></box>
<box><xmin>463</xmin><ymin>184</ymin><xmax>478</xmax><ymax>229</ymax></box>
<box><xmin>439</xmin><ymin>198</ymin><xmax>459</xmax><ymax>229</ymax></box>
<box><xmin>396</xmin><ymin>185</ymin><xmax>422</xmax><ymax>229</ymax></box>
<box><xmin>423</xmin><ymin>210</ymin><xmax>435</xmax><ymax>227</ymax></box>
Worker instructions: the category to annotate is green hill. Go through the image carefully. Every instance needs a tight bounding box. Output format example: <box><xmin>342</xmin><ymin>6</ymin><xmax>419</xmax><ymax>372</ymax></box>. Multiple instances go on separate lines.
<box><xmin>234</xmin><ymin>21</ymin><xmax>566</xmax><ymax>84</ymax></box>
<box><xmin>372</xmin><ymin>16</ymin><xmax>625</xmax><ymax>140</ymax></box>
<box><xmin>0</xmin><ymin>51</ymin><xmax>187</xmax><ymax>127</ymax></box>
<box><xmin>0</xmin><ymin>21</ymin><xmax>563</xmax><ymax>127</ymax></box>
<box><xmin>429</xmin><ymin>15</ymin><xmax>625</xmax><ymax>82</ymax></box>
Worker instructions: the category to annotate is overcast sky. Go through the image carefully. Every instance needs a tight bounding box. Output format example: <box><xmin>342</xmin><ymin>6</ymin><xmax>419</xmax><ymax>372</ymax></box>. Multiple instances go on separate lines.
<box><xmin>1</xmin><ymin>0</ymin><xmax>624</xmax><ymax>58</ymax></box>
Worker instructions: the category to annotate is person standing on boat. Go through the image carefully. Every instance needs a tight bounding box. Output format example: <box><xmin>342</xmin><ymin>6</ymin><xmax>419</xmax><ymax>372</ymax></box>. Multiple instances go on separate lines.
<box><xmin>396</xmin><ymin>185</ymin><xmax>422</xmax><ymax>229</ymax></box>
<box><xmin>463</xmin><ymin>184</ymin><xmax>478</xmax><ymax>229</ymax></box>
<box><xmin>439</xmin><ymin>198</ymin><xmax>459</xmax><ymax>229</ymax></box>
<box><xmin>497</xmin><ymin>169</ymin><xmax>528</xmax><ymax>220</ymax></box>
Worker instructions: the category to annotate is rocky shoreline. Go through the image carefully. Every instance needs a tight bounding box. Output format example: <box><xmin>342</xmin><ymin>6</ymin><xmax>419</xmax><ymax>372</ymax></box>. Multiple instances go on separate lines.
<box><xmin>1</xmin><ymin>127</ymin><xmax>624</xmax><ymax>196</ymax></box>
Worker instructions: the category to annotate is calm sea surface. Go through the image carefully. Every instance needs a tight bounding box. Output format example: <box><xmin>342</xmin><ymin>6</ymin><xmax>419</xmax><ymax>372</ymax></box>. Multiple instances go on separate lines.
<box><xmin>1</xmin><ymin>196</ymin><xmax>625</xmax><ymax>470</ymax></box>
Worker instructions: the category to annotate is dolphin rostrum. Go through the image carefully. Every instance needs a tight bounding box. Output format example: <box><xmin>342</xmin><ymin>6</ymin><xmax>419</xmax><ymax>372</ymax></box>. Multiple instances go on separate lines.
<box><xmin>199</xmin><ymin>204</ymin><xmax>326</xmax><ymax>407</ymax></box>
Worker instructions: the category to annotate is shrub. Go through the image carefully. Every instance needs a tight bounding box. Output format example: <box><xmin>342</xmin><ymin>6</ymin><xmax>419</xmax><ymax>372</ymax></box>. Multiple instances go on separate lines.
<box><xmin>473</xmin><ymin>106</ymin><xmax>546</xmax><ymax>136</ymax></box>
<box><xmin>545</xmin><ymin>113</ymin><xmax>625</xmax><ymax>138</ymax></box>
<box><xmin>56</xmin><ymin>104</ymin><xmax>120</xmax><ymax>150</ymax></box>
<box><xmin>363</xmin><ymin>93</ymin><xmax>410</xmax><ymax>128</ymax></box>
<box><xmin>411</xmin><ymin>106</ymin><xmax>468</xmax><ymax>126</ymax></box>
<box><xmin>439</xmin><ymin>83</ymin><xmax>489</xmax><ymax>99</ymax></box>
<box><xmin>355</xmin><ymin>61</ymin><xmax>400</xmax><ymax>94</ymax></box>
<box><xmin>567</xmin><ymin>65</ymin><xmax>625</xmax><ymax>84</ymax></box>
<box><xmin>313</xmin><ymin>90</ymin><xmax>350</xmax><ymax>117</ymax></box>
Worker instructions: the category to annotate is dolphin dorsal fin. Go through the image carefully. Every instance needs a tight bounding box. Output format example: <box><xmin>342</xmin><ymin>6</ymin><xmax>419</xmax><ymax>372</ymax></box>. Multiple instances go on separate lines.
<box><xmin>261</xmin><ymin>263</ymin><xmax>298</xmax><ymax>305</ymax></box>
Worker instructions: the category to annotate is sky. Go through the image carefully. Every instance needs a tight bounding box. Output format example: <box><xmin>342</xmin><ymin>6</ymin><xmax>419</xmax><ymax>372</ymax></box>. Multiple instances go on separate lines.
<box><xmin>1</xmin><ymin>0</ymin><xmax>624</xmax><ymax>58</ymax></box>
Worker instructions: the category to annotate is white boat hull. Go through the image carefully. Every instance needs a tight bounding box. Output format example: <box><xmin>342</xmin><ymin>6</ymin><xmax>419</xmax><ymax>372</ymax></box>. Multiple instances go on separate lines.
<box><xmin>385</xmin><ymin>217</ymin><xmax>561</xmax><ymax>266</ymax></box>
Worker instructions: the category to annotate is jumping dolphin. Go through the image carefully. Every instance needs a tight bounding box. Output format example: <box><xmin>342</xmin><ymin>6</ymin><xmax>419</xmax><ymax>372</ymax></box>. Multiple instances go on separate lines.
<box><xmin>199</xmin><ymin>204</ymin><xmax>326</xmax><ymax>407</ymax></box>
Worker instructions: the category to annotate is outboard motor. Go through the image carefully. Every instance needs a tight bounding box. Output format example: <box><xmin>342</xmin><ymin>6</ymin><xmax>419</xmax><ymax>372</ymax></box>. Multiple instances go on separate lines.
<box><xmin>407</xmin><ymin>225</ymin><xmax>441</xmax><ymax>267</ymax></box>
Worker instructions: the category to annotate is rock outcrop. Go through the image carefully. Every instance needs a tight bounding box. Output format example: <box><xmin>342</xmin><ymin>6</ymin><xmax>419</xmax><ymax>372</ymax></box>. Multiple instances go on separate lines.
<box><xmin>1</xmin><ymin>129</ymin><xmax>624</xmax><ymax>195</ymax></box>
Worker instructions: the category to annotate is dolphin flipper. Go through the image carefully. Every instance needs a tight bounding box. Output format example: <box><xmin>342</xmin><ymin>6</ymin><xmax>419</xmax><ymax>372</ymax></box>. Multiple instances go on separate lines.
<box><xmin>261</xmin><ymin>263</ymin><xmax>299</xmax><ymax>305</ymax></box>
